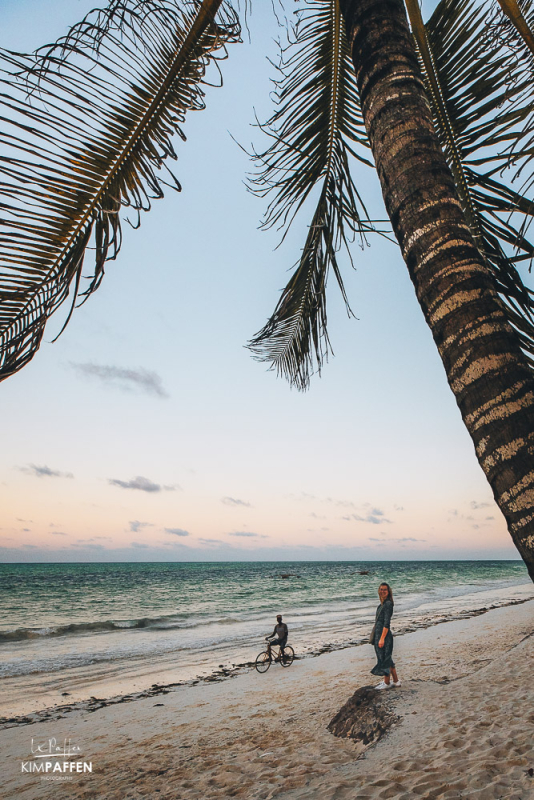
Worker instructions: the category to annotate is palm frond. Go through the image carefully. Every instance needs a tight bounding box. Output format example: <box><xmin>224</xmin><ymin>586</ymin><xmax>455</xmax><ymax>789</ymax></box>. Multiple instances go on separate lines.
<box><xmin>495</xmin><ymin>0</ymin><xmax>534</xmax><ymax>57</ymax></box>
<box><xmin>247</xmin><ymin>0</ymin><xmax>382</xmax><ymax>390</ymax></box>
<box><xmin>406</xmin><ymin>0</ymin><xmax>534</xmax><ymax>359</ymax></box>
<box><xmin>486</xmin><ymin>0</ymin><xmax>534</xmax><ymax>180</ymax></box>
<box><xmin>0</xmin><ymin>0</ymin><xmax>240</xmax><ymax>381</ymax></box>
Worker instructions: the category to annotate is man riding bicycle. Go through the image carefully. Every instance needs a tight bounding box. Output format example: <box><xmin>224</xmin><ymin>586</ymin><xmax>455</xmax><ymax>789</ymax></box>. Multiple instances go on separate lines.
<box><xmin>265</xmin><ymin>614</ymin><xmax>288</xmax><ymax>658</ymax></box>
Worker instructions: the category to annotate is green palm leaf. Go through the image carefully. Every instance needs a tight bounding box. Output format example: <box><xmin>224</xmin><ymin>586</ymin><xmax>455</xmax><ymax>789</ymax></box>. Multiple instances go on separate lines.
<box><xmin>488</xmin><ymin>0</ymin><xmax>534</xmax><ymax>186</ymax></box>
<box><xmin>0</xmin><ymin>0</ymin><xmax>240</xmax><ymax>381</ymax></box>
<box><xmin>406</xmin><ymin>0</ymin><xmax>534</xmax><ymax>357</ymax></box>
<box><xmin>247</xmin><ymin>0</ymin><xmax>382</xmax><ymax>390</ymax></box>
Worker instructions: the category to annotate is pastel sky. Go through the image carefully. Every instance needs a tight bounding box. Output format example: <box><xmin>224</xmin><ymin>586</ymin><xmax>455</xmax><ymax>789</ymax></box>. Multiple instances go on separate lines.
<box><xmin>0</xmin><ymin>0</ymin><xmax>519</xmax><ymax>562</ymax></box>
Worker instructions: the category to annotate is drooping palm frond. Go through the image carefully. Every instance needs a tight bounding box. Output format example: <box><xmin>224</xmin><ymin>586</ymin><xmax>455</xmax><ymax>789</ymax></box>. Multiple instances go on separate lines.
<box><xmin>488</xmin><ymin>0</ymin><xmax>534</xmax><ymax>178</ymax></box>
<box><xmin>0</xmin><ymin>0</ymin><xmax>240</xmax><ymax>381</ymax></box>
<box><xmin>406</xmin><ymin>0</ymin><xmax>534</xmax><ymax>357</ymax></box>
<box><xmin>247</xmin><ymin>0</ymin><xmax>382</xmax><ymax>390</ymax></box>
<box><xmin>495</xmin><ymin>0</ymin><xmax>534</xmax><ymax>59</ymax></box>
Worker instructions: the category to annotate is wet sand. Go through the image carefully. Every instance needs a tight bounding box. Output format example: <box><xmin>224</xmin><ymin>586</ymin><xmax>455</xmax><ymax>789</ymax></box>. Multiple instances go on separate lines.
<box><xmin>1</xmin><ymin>600</ymin><xmax>533</xmax><ymax>800</ymax></box>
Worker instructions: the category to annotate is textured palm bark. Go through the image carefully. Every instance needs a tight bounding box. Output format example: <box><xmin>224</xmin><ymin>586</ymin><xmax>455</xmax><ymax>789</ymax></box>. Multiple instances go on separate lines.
<box><xmin>339</xmin><ymin>0</ymin><xmax>534</xmax><ymax>579</ymax></box>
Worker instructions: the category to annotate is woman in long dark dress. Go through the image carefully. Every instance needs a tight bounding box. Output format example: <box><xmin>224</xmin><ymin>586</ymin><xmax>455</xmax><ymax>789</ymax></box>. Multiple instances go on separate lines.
<box><xmin>371</xmin><ymin>582</ymin><xmax>401</xmax><ymax>689</ymax></box>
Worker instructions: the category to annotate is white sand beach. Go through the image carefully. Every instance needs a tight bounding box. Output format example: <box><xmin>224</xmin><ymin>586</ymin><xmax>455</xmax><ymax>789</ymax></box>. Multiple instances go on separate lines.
<box><xmin>2</xmin><ymin>599</ymin><xmax>533</xmax><ymax>800</ymax></box>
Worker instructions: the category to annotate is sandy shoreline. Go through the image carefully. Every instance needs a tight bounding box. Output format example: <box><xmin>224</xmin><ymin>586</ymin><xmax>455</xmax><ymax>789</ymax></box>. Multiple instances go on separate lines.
<box><xmin>2</xmin><ymin>583</ymin><xmax>533</xmax><ymax>722</ymax></box>
<box><xmin>1</xmin><ymin>599</ymin><xmax>533</xmax><ymax>799</ymax></box>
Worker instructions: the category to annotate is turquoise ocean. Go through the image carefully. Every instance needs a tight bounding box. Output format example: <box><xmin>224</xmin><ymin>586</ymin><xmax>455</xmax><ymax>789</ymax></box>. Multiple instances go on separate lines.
<box><xmin>1</xmin><ymin>561</ymin><xmax>533</xmax><ymax>713</ymax></box>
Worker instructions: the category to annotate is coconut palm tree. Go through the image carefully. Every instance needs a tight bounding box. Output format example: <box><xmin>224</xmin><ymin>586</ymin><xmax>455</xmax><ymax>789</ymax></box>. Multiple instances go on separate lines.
<box><xmin>342</xmin><ymin>0</ymin><xmax>534</xmax><ymax>581</ymax></box>
<box><xmin>1</xmin><ymin>0</ymin><xmax>534</xmax><ymax>578</ymax></box>
<box><xmin>249</xmin><ymin>0</ymin><xmax>534</xmax><ymax>580</ymax></box>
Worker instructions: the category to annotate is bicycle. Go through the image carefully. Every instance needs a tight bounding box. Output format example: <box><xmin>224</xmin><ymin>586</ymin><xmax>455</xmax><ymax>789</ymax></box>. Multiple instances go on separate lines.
<box><xmin>255</xmin><ymin>642</ymin><xmax>295</xmax><ymax>673</ymax></box>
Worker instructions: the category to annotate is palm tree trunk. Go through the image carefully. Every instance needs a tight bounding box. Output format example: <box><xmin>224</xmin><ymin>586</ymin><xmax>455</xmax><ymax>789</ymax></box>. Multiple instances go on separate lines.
<box><xmin>339</xmin><ymin>0</ymin><xmax>534</xmax><ymax>580</ymax></box>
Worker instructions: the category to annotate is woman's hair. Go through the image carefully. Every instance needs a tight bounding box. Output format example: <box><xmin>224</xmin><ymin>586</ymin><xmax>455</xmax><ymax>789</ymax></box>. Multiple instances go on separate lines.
<box><xmin>379</xmin><ymin>582</ymin><xmax>394</xmax><ymax>605</ymax></box>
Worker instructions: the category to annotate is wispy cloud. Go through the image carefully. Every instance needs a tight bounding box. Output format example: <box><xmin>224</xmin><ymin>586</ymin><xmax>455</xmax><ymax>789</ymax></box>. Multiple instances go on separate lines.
<box><xmin>108</xmin><ymin>476</ymin><xmax>177</xmax><ymax>493</ymax></box>
<box><xmin>129</xmin><ymin>520</ymin><xmax>153</xmax><ymax>533</ymax></box>
<box><xmin>164</xmin><ymin>527</ymin><xmax>190</xmax><ymax>537</ymax></box>
<box><xmin>19</xmin><ymin>464</ymin><xmax>73</xmax><ymax>479</ymax></box>
<box><xmin>342</xmin><ymin>513</ymin><xmax>392</xmax><ymax>525</ymax></box>
<box><xmin>221</xmin><ymin>497</ymin><xmax>251</xmax><ymax>507</ymax></box>
<box><xmin>296</xmin><ymin>496</ymin><xmax>397</xmax><ymax>519</ymax></box>
<box><xmin>71</xmin><ymin>362</ymin><xmax>169</xmax><ymax>398</ymax></box>
<box><xmin>449</xmin><ymin>503</ymin><xmax>494</xmax><ymax>525</ymax></box>
<box><xmin>396</xmin><ymin>537</ymin><xmax>426</xmax><ymax>542</ymax></box>
<box><xmin>228</xmin><ymin>531</ymin><xmax>267</xmax><ymax>539</ymax></box>
<box><xmin>158</xmin><ymin>539</ymin><xmax>189</xmax><ymax>548</ymax></box>
<box><xmin>326</xmin><ymin>497</ymin><xmax>357</xmax><ymax>509</ymax></box>
<box><xmin>76</xmin><ymin>538</ymin><xmax>108</xmax><ymax>544</ymax></box>
<box><xmin>50</xmin><ymin>531</ymin><xmax>68</xmax><ymax>536</ymax></box>
<box><xmin>368</xmin><ymin>535</ymin><xmax>425</xmax><ymax>543</ymax></box>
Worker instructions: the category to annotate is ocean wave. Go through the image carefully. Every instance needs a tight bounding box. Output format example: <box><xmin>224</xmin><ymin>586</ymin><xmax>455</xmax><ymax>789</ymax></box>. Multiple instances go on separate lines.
<box><xmin>0</xmin><ymin>614</ymin><xmax>245</xmax><ymax>644</ymax></box>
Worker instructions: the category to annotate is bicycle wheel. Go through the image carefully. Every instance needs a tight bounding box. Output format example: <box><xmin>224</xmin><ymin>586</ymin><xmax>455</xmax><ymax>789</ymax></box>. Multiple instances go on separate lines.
<box><xmin>280</xmin><ymin>645</ymin><xmax>294</xmax><ymax>667</ymax></box>
<box><xmin>255</xmin><ymin>651</ymin><xmax>271</xmax><ymax>673</ymax></box>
